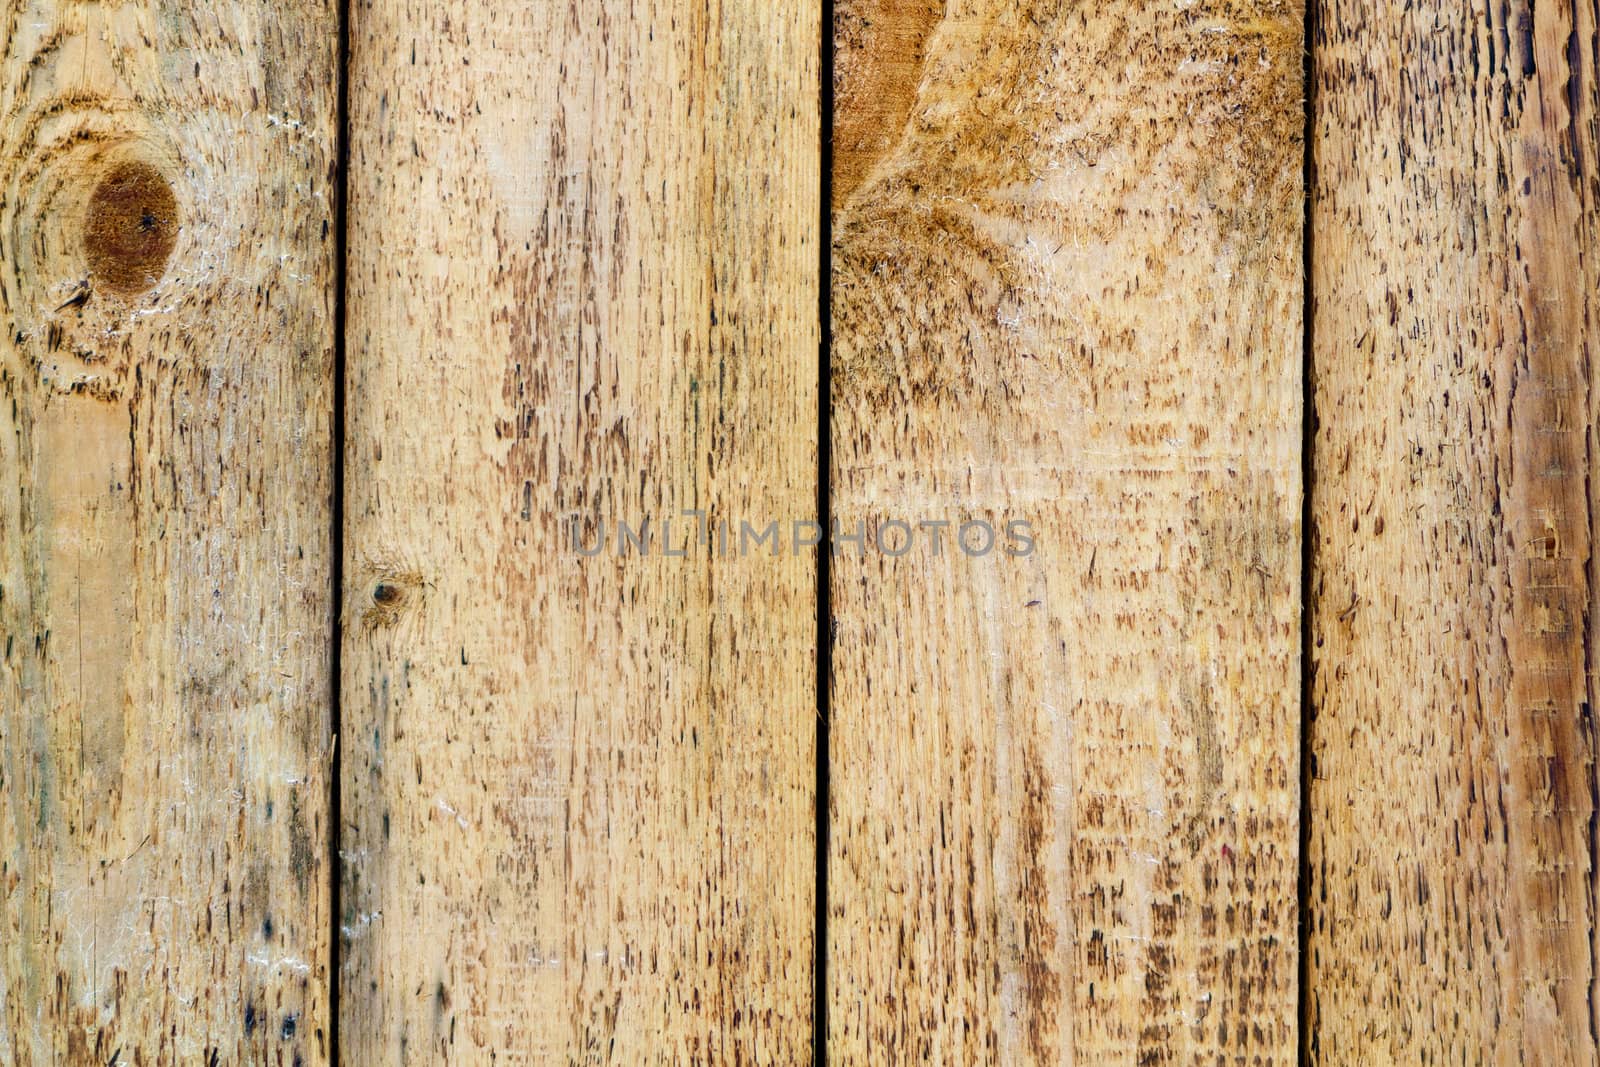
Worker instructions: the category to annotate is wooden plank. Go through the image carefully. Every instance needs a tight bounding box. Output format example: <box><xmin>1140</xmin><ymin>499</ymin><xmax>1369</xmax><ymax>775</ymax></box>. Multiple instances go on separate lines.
<box><xmin>1306</xmin><ymin>1</ymin><xmax>1600</xmax><ymax>1062</ymax></box>
<box><xmin>828</xmin><ymin>2</ymin><xmax>1306</xmax><ymax>1062</ymax></box>
<box><xmin>340</xmin><ymin>1</ymin><xmax>819</xmax><ymax>1060</ymax></box>
<box><xmin>0</xmin><ymin>0</ymin><xmax>338</xmax><ymax>1062</ymax></box>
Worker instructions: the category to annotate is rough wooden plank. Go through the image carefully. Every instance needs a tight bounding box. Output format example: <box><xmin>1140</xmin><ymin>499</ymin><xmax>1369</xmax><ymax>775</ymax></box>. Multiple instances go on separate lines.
<box><xmin>1306</xmin><ymin>1</ymin><xmax>1600</xmax><ymax>1062</ymax></box>
<box><xmin>828</xmin><ymin>2</ymin><xmax>1306</xmax><ymax>1062</ymax></box>
<box><xmin>340</xmin><ymin>1</ymin><xmax>819</xmax><ymax>1060</ymax></box>
<box><xmin>0</xmin><ymin>0</ymin><xmax>338</xmax><ymax>1062</ymax></box>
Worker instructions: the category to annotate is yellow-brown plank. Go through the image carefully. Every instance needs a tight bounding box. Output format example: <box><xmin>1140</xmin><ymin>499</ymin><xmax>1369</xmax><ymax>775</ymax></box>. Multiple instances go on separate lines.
<box><xmin>340</xmin><ymin>1</ymin><xmax>819</xmax><ymax>1060</ymax></box>
<box><xmin>1306</xmin><ymin>1</ymin><xmax>1600</xmax><ymax>1061</ymax></box>
<box><xmin>0</xmin><ymin>0</ymin><xmax>338</xmax><ymax>1062</ymax></box>
<box><xmin>829</xmin><ymin>2</ymin><xmax>1306</xmax><ymax>1062</ymax></box>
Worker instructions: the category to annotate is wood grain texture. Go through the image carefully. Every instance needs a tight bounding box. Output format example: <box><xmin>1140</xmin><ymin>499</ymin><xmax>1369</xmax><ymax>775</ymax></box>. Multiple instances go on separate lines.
<box><xmin>829</xmin><ymin>1</ymin><xmax>1305</xmax><ymax>1063</ymax></box>
<box><xmin>1307</xmin><ymin>1</ymin><xmax>1600</xmax><ymax>1062</ymax></box>
<box><xmin>0</xmin><ymin>0</ymin><xmax>338</xmax><ymax>1063</ymax></box>
<box><xmin>340</xmin><ymin>0</ymin><xmax>819</xmax><ymax>1061</ymax></box>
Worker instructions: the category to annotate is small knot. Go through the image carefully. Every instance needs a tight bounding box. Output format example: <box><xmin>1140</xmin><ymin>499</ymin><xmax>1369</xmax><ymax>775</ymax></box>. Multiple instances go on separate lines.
<box><xmin>83</xmin><ymin>161</ymin><xmax>178</xmax><ymax>296</ymax></box>
<box><xmin>360</xmin><ymin>568</ymin><xmax>425</xmax><ymax>627</ymax></box>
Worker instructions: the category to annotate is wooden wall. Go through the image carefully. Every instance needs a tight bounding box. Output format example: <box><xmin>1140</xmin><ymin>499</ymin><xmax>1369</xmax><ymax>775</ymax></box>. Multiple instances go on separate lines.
<box><xmin>831</xmin><ymin>2</ymin><xmax>1303</xmax><ymax>1062</ymax></box>
<box><xmin>0</xmin><ymin>0</ymin><xmax>1595</xmax><ymax>1064</ymax></box>
<box><xmin>339</xmin><ymin>0</ymin><xmax>818</xmax><ymax>1059</ymax></box>
<box><xmin>2</xmin><ymin>0</ymin><xmax>338</xmax><ymax>1061</ymax></box>
<box><xmin>1307</xmin><ymin>1</ymin><xmax>1600</xmax><ymax>1062</ymax></box>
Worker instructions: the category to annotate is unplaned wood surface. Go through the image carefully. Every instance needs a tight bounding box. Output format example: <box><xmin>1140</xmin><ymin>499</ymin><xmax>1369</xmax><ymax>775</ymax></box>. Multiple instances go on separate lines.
<box><xmin>0</xmin><ymin>0</ymin><xmax>338</xmax><ymax>1062</ymax></box>
<box><xmin>1307</xmin><ymin>1</ymin><xmax>1600</xmax><ymax>1062</ymax></box>
<box><xmin>829</xmin><ymin>1</ymin><xmax>1306</xmax><ymax>1062</ymax></box>
<box><xmin>340</xmin><ymin>0</ymin><xmax>820</xmax><ymax>1061</ymax></box>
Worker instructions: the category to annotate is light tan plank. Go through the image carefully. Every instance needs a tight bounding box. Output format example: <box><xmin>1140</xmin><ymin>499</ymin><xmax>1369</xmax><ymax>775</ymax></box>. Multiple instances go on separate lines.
<box><xmin>829</xmin><ymin>2</ymin><xmax>1306</xmax><ymax>1062</ymax></box>
<box><xmin>1306</xmin><ymin>1</ymin><xmax>1600</xmax><ymax>1062</ymax></box>
<box><xmin>340</xmin><ymin>0</ymin><xmax>819</xmax><ymax>1060</ymax></box>
<box><xmin>0</xmin><ymin>0</ymin><xmax>338</xmax><ymax>1062</ymax></box>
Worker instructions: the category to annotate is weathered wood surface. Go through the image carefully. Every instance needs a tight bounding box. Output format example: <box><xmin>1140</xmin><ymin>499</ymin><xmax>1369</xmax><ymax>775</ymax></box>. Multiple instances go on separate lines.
<box><xmin>829</xmin><ymin>1</ymin><xmax>1306</xmax><ymax>1063</ymax></box>
<box><xmin>340</xmin><ymin>0</ymin><xmax>820</xmax><ymax>1061</ymax></box>
<box><xmin>0</xmin><ymin>0</ymin><xmax>338</xmax><ymax>1062</ymax></box>
<box><xmin>1306</xmin><ymin>1</ymin><xmax>1600</xmax><ymax>1063</ymax></box>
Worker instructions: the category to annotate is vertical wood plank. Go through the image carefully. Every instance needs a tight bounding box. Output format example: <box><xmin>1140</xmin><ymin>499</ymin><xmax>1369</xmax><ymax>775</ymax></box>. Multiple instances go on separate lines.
<box><xmin>340</xmin><ymin>0</ymin><xmax>819</xmax><ymax>1060</ymax></box>
<box><xmin>1307</xmin><ymin>1</ymin><xmax>1600</xmax><ymax>1061</ymax></box>
<box><xmin>0</xmin><ymin>1</ymin><xmax>338</xmax><ymax>1062</ymax></box>
<box><xmin>829</xmin><ymin>2</ymin><xmax>1306</xmax><ymax>1062</ymax></box>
